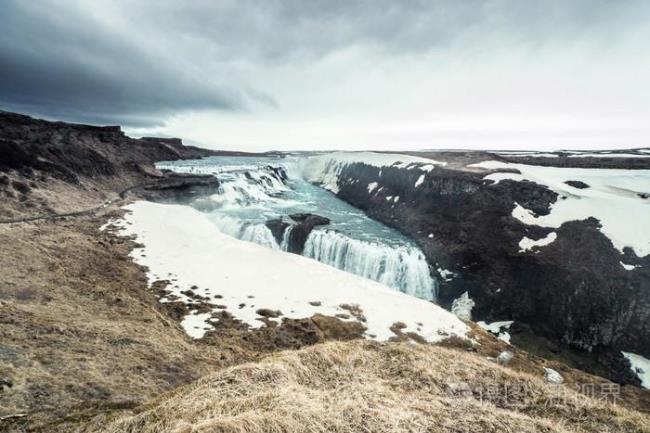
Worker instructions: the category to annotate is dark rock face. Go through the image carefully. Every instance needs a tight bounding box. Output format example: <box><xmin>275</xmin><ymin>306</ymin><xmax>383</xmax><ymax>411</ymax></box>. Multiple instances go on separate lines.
<box><xmin>266</xmin><ymin>165</ymin><xmax>288</xmax><ymax>183</ymax></box>
<box><xmin>285</xmin><ymin>213</ymin><xmax>331</xmax><ymax>254</ymax></box>
<box><xmin>140</xmin><ymin>174</ymin><xmax>220</xmax><ymax>202</ymax></box>
<box><xmin>266</xmin><ymin>218</ymin><xmax>291</xmax><ymax>244</ymax></box>
<box><xmin>501</xmin><ymin>153</ymin><xmax>650</xmax><ymax>169</ymax></box>
<box><xmin>266</xmin><ymin>213</ymin><xmax>331</xmax><ymax>254</ymax></box>
<box><xmin>564</xmin><ymin>180</ymin><xmax>590</xmax><ymax>189</ymax></box>
<box><xmin>0</xmin><ymin>110</ymin><xmax>218</xmax><ymax>184</ymax></box>
<box><xmin>327</xmin><ymin>161</ymin><xmax>650</xmax><ymax>385</ymax></box>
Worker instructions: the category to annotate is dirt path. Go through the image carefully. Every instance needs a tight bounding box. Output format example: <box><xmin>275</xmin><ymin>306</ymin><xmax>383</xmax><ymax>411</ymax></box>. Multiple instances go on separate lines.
<box><xmin>0</xmin><ymin>185</ymin><xmax>139</xmax><ymax>225</ymax></box>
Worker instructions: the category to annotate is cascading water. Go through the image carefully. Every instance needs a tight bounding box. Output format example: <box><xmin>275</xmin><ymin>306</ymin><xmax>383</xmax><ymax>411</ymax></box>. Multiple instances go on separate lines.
<box><xmin>157</xmin><ymin>156</ymin><xmax>438</xmax><ymax>300</ymax></box>
<box><xmin>303</xmin><ymin>230</ymin><xmax>436</xmax><ymax>299</ymax></box>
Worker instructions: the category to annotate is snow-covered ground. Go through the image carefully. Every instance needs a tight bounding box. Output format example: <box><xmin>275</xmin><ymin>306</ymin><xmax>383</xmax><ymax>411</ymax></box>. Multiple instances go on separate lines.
<box><xmin>302</xmin><ymin>151</ymin><xmax>446</xmax><ymax>193</ymax></box>
<box><xmin>622</xmin><ymin>351</ymin><xmax>650</xmax><ymax>389</ymax></box>
<box><xmin>469</xmin><ymin>161</ymin><xmax>650</xmax><ymax>258</ymax></box>
<box><xmin>103</xmin><ymin>201</ymin><xmax>469</xmax><ymax>342</ymax></box>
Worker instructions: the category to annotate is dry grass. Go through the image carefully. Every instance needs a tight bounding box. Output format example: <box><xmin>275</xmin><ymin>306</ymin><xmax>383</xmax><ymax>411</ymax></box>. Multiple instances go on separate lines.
<box><xmin>0</xmin><ymin>210</ymin><xmax>367</xmax><ymax>432</ymax></box>
<box><xmin>79</xmin><ymin>340</ymin><xmax>650</xmax><ymax>433</ymax></box>
<box><xmin>0</xmin><ymin>213</ymin><xmax>250</xmax><ymax>423</ymax></box>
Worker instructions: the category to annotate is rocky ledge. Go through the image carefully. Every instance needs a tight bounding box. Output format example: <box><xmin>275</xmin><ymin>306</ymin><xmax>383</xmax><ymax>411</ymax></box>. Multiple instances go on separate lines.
<box><xmin>266</xmin><ymin>213</ymin><xmax>331</xmax><ymax>253</ymax></box>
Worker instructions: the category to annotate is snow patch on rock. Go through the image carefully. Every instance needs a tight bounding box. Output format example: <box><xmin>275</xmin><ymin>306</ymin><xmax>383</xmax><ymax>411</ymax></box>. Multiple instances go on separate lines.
<box><xmin>620</xmin><ymin>262</ymin><xmax>639</xmax><ymax>271</ymax></box>
<box><xmin>477</xmin><ymin>320</ymin><xmax>514</xmax><ymax>344</ymax></box>
<box><xmin>367</xmin><ymin>182</ymin><xmax>378</xmax><ymax>193</ymax></box>
<box><xmin>519</xmin><ymin>232</ymin><xmax>557</xmax><ymax>252</ymax></box>
<box><xmin>470</xmin><ymin>161</ymin><xmax>650</xmax><ymax>257</ymax></box>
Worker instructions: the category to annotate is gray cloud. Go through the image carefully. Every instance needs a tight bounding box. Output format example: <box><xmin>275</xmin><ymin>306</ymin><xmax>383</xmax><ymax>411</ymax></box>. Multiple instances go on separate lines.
<box><xmin>0</xmin><ymin>1</ymin><xmax>271</xmax><ymax>126</ymax></box>
<box><xmin>1</xmin><ymin>0</ymin><xmax>648</xmax><ymax>127</ymax></box>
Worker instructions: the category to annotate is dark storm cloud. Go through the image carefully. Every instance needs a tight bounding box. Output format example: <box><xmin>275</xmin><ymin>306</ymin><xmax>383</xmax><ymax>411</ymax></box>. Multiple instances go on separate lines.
<box><xmin>1</xmin><ymin>0</ymin><xmax>647</xmax><ymax>126</ymax></box>
<box><xmin>0</xmin><ymin>1</ymin><xmax>261</xmax><ymax>126</ymax></box>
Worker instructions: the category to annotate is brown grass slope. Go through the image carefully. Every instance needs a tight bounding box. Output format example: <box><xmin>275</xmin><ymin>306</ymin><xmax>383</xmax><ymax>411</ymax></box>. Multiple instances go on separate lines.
<box><xmin>80</xmin><ymin>340</ymin><xmax>650</xmax><ymax>433</ymax></box>
<box><xmin>0</xmin><ymin>211</ymin><xmax>365</xmax><ymax>431</ymax></box>
<box><xmin>0</xmin><ymin>214</ymin><xmax>247</xmax><ymax>420</ymax></box>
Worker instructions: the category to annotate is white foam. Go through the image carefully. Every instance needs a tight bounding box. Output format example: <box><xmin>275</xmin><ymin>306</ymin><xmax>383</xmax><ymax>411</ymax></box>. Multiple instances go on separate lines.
<box><xmin>451</xmin><ymin>292</ymin><xmax>474</xmax><ymax>321</ymax></box>
<box><xmin>623</xmin><ymin>351</ymin><xmax>650</xmax><ymax>389</ymax></box>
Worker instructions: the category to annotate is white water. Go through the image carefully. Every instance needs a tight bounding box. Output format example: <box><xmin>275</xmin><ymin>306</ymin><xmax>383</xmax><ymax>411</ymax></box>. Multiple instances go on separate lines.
<box><xmin>157</xmin><ymin>156</ymin><xmax>438</xmax><ymax>300</ymax></box>
<box><xmin>304</xmin><ymin>230</ymin><xmax>435</xmax><ymax>299</ymax></box>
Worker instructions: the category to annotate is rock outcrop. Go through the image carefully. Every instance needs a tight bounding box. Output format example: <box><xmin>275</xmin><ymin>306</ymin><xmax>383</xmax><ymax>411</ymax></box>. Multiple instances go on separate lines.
<box><xmin>0</xmin><ymin>110</ymin><xmax>221</xmax><ymax>215</ymax></box>
<box><xmin>266</xmin><ymin>213</ymin><xmax>331</xmax><ymax>253</ymax></box>
<box><xmin>0</xmin><ymin>110</ymin><xmax>218</xmax><ymax>183</ymax></box>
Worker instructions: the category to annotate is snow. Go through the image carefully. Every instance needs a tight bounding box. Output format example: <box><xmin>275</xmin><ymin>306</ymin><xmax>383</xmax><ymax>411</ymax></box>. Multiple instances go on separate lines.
<box><xmin>181</xmin><ymin>312</ymin><xmax>213</xmax><ymax>339</ymax></box>
<box><xmin>622</xmin><ymin>351</ymin><xmax>650</xmax><ymax>389</ymax></box>
<box><xmin>386</xmin><ymin>196</ymin><xmax>393</xmax><ymax>201</ymax></box>
<box><xmin>428</xmin><ymin>233</ymin><xmax>434</xmax><ymax>238</ymax></box>
<box><xmin>302</xmin><ymin>151</ymin><xmax>446</xmax><ymax>193</ymax></box>
<box><xmin>419</xmin><ymin>164</ymin><xmax>436</xmax><ymax>172</ymax></box>
<box><xmin>415</xmin><ymin>174</ymin><xmax>425</xmax><ymax>188</ymax></box>
<box><xmin>104</xmin><ymin>201</ymin><xmax>469</xmax><ymax>342</ymax></box>
<box><xmin>367</xmin><ymin>182</ymin><xmax>378</xmax><ymax>193</ymax></box>
<box><xmin>620</xmin><ymin>261</ymin><xmax>638</xmax><ymax>271</ymax></box>
<box><xmin>451</xmin><ymin>292</ymin><xmax>474</xmax><ymax>321</ymax></box>
<box><xmin>518</xmin><ymin>232</ymin><xmax>557</xmax><ymax>252</ymax></box>
<box><xmin>469</xmin><ymin>161</ymin><xmax>650</xmax><ymax>257</ymax></box>
<box><xmin>497</xmin><ymin>351</ymin><xmax>514</xmax><ymax>364</ymax></box>
<box><xmin>393</xmin><ymin>196</ymin><xmax>400</xmax><ymax>203</ymax></box>
<box><xmin>477</xmin><ymin>320</ymin><xmax>513</xmax><ymax>344</ymax></box>
<box><xmin>544</xmin><ymin>368</ymin><xmax>564</xmax><ymax>384</ymax></box>
<box><xmin>511</xmin><ymin>203</ymin><xmax>540</xmax><ymax>225</ymax></box>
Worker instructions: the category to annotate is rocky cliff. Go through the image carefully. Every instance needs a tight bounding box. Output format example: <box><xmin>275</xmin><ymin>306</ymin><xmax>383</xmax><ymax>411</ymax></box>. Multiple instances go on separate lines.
<box><xmin>316</xmin><ymin>155</ymin><xmax>650</xmax><ymax>386</ymax></box>
<box><xmin>0</xmin><ymin>110</ymin><xmax>220</xmax><ymax>218</ymax></box>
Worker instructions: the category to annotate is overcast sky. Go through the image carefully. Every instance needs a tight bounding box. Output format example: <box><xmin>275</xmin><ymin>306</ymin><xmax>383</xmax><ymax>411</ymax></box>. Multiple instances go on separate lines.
<box><xmin>2</xmin><ymin>0</ymin><xmax>649</xmax><ymax>151</ymax></box>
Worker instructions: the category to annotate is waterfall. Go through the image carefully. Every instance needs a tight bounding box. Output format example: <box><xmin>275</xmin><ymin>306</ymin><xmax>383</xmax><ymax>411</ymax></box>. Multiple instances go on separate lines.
<box><xmin>280</xmin><ymin>225</ymin><xmax>293</xmax><ymax>251</ymax></box>
<box><xmin>303</xmin><ymin>229</ymin><xmax>437</xmax><ymax>300</ymax></box>
<box><xmin>168</xmin><ymin>156</ymin><xmax>439</xmax><ymax>302</ymax></box>
<box><xmin>205</xmin><ymin>166</ymin><xmax>290</xmax><ymax>208</ymax></box>
<box><xmin>210</xmin><ymin>215</ymin><xmax>280</xmax><ymax>250</ymax></box>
